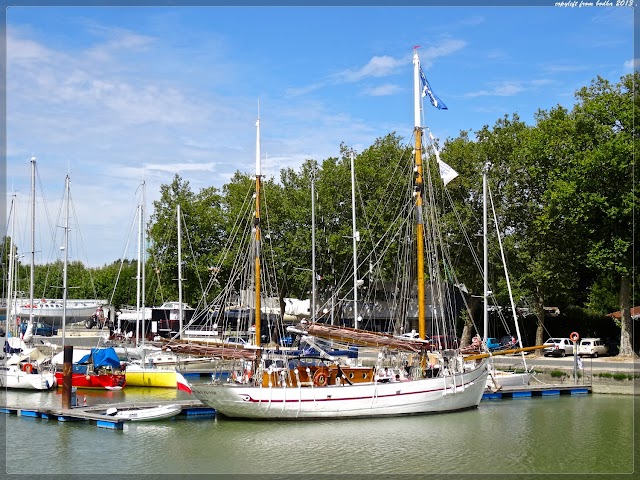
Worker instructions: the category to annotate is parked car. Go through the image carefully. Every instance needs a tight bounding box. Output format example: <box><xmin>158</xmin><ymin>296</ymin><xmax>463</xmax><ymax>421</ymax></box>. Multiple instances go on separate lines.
<box><xmin>578</xmin><ymin>338</ymin><xmax>608</xmax><ymax>357</ymax></box>
<box><xmin>543</xmin><ymin>338</ymin><xmax>575</xmax><ymax>357</ymax></box>
<box><xmin>500</xmin><ymin>335</ymin><xmax>517</xmax><ymax>346</ymax></box>
<box><xmin>485</xmin><ymin>338</ymin><xmax>502</xmax><ymax>351</ymax></box>
<box><xmin>19</xmin><ymin>321</ymin><xmax>58</xmax><ymax>337</ymax></box>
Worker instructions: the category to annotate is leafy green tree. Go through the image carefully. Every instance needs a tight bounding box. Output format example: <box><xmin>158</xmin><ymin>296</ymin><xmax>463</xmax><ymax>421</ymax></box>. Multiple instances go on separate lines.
<box><xmin>147</xmin><ymin>174</ymin><xmax>225</xmax><ymax>308</ymax></box>
<box><xmin>548</xmin><ymin>74</ymin><xmax>637</xmax><ymax>356</ymax></box>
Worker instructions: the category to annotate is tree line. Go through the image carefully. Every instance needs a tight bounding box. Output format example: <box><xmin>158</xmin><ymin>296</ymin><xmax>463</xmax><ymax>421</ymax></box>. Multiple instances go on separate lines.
<box><xmin>2</xmin><ymin>72</ymin><xmax>636</xmax><ymax>355</ymax></box>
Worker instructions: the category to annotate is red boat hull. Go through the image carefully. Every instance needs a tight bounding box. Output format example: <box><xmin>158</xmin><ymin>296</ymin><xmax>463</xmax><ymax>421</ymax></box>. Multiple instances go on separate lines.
<box><xmin>55</xmin><ymin>372</ymin><xmax>126</xmax><ymax>390</ymax></box>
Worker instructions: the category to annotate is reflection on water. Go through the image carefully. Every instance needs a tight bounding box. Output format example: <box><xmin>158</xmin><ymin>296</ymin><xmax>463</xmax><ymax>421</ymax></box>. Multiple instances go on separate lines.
<box><xmin>2</xmin><ymin>389</ymin><xmax>635</xmax><ymax>475</ymax></box>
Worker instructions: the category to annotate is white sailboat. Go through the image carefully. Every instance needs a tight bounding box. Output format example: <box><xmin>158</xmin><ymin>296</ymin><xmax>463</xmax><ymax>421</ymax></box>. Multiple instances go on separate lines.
<box><xmin>481</xmin><ymin>165</ymin><xmax>531</xmax><ymax>390</ymax></box>
<box><xmin>16</xmin><ymin>299</ymin><xmax>101</xmax><ymax>321</ymax></box>
<box><xmin>1</xmin><ymin>158</ymin><xmax>56</xmax><ymax>390</ymax></box>
<box><xmin>190</xmin><ymin>49</ymin><xmax>489</xmax><ymax>419</ymax></box>
<box><xmin>123</xmin><ymin>192</ymin><xmax>195</xmax><ymax>392</ymax></box>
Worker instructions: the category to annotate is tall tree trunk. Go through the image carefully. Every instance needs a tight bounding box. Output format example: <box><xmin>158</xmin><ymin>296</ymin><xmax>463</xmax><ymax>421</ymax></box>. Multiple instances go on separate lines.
<box><xmin>459</xmin><ymin>295</ymin><xmax>480</xmax><ymax>348</ymax></box>
<box><xmin>617</xmin><ymin>274</ymin><xmax>636</xmax><ymax>357</ymax></box>
<box><xmin>534</xmin><ymin>285</ymin><xmax>545</xmax><ymax>356</ymax></box>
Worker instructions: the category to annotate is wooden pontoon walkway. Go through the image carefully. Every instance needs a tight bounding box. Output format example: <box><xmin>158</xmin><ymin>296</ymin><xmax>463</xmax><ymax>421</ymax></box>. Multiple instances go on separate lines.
<box><xmin>482</xmin><ymin>383</ymin><xmax>591</xmax><ymax>400</ymax></box>
<box><xmin>0</xmin><ymin>399</ymin><xmax>215</xmax><ymax>430</ymax></box>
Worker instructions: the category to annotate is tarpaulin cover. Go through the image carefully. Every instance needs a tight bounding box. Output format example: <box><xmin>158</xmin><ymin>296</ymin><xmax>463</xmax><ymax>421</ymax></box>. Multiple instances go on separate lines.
<box><xmin>78</xmin><ymin>347</ymin><xmax>121</xmax><ymax>369</ymax></box>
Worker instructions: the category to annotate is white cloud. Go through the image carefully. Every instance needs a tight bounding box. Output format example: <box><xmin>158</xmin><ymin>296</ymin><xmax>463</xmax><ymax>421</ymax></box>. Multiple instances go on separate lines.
<box><xmin>420</xmin><ymin>39</ymin><xmax>467</xmax><ymax>69</ymax></box>
<box><xmin>465</xmin><ymin>81</ymin><xmax>524</xmax><ymax>98</ymax></box>
<box><xmin>364</xmin><ymin>84</ymin><xmax>402</xmax><ymax>97</ymax></box>
<box><xmin>336</xmin><ymin>55</ymin><xmax>406</xmax><ymax>83</ymax></box>
<box><xmin>145</xmin><ymin>162</ymin><xmax>216</xmax><ymax>173</ymax></box>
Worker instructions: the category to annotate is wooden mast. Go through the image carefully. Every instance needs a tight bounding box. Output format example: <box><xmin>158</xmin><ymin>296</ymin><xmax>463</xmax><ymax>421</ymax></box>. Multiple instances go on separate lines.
<box><xmin>413</xmin><ymin>49</ymin><xmax>426</xmax><ymax>341</ymax></box>
<box><xmin>254</xmin><ymin>112</ymin><xmax>262</xmax><ymax>348</ymax></box>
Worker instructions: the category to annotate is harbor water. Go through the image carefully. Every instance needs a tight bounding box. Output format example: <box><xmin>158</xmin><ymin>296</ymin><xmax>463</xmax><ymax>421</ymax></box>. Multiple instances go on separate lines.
<box><xmin>1</xmin><ymin>383</ymin><xmax>636</xmax><ymax>476</ymax></box>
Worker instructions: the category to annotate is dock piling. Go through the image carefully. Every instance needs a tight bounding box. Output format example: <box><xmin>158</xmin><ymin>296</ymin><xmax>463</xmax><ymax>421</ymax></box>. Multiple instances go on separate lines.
<box><xmin>61</xmin><ymin>345</ymin><xmax>73</xmax><ymax>409</ymax></box>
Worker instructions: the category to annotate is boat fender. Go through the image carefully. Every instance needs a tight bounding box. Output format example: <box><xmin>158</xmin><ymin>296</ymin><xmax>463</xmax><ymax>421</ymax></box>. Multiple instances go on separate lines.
<box><xmin>22</xmin><ymin>363</ymin><xmax>34</xmax><ymax>374</ymax></box>
<box><xmin>570</xmin><ymin>332</ymin><xmax>580</xmax><ymax>342</ymax></box>
<box><xmin>313</xmin><ymin>368</ymin><xmax>329</xmax><ymax>387</ymax></box>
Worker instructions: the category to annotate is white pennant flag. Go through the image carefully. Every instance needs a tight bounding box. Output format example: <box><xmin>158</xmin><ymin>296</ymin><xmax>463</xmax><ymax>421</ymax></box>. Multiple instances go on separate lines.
<box><xmin>438</xmin><ymin>159</ymin><xmax>459</xmax><ymax>186</ymax></box>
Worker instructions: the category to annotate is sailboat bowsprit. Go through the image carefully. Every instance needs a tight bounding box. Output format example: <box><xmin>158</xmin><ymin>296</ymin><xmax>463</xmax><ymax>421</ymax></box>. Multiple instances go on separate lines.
<box><xmin>190</xmin><ymin>48</ymin><xmax>489</xmax><ymax>419</ymax></box>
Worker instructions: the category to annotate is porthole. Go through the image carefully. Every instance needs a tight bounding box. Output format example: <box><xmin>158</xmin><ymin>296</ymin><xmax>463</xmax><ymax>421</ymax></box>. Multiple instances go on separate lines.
<box><xmin>349</xmin><ymin>372</ymin><xmax>354</xmax><ymax>379</ymax></box>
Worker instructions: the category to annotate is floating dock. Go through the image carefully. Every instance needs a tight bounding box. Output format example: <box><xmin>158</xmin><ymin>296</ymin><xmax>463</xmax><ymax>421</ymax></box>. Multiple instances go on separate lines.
<box><xmin>0</xmin><ymin>399</ymin><xmax>215</xmax><ymax>430</ymax></box>
<box><xmin>483</xmin><ymin>383</ymin><xmax>591</xmax><ymax>400</ymax></box>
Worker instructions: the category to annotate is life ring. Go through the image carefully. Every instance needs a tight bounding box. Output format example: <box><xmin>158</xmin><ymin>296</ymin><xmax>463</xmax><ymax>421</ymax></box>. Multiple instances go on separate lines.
<box><xmin>313</xmin><ymin>368</ymin><xmax>329</xmax><ymax>387</ymax></box>
<box><xmin>570</xmin><ymin>332</ymin><xmax>580</xmax><ymax>342</ymax></box>
<box><xmin>22</xmin><ymin>363</ymin><xmax>34</xmax><ymax>374</ymax></box>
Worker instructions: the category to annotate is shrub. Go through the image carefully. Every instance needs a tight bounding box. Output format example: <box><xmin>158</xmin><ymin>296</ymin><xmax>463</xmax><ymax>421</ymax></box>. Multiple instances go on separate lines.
<box><xmin>595</xmin><ymin>372</ymin><xmax>637</xmax><ymax>381</ymax></box>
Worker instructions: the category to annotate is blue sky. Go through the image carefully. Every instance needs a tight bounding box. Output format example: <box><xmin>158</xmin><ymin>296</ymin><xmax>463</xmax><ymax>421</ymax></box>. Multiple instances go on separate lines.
<box><xmin>4</xmin><ymin>5</ymin><xmax>635</xmax><ymax>268</ymax></box>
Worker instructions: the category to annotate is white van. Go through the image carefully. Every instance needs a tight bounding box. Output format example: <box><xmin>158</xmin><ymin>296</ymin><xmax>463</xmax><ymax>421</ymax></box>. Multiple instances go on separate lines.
<box><xmin>577</xmin><ymin>338</ymin><xmax>608</xmax><ymax>357</ymax></box>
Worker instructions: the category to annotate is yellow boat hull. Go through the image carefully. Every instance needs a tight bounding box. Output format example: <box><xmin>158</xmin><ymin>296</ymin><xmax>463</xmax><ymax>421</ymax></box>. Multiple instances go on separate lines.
<box><xmin>125</xmin><ymin>368</ymin><xmax>177</xmax><ymax>388</ymax></box>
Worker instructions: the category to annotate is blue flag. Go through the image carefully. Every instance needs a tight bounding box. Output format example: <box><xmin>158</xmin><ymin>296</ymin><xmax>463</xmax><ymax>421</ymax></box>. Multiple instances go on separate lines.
<box><xmin>420</xmin><ymin>67</ymin><xmax>448</xmax><ymax>110</ymax></box>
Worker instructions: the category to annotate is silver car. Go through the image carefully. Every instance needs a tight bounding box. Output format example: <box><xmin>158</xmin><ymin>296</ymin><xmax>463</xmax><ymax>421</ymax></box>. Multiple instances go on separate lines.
<box><xmin>577</xmin><ymin>338</ymin><xmax>608</xmax><ymax>357</ymax></box>
<box><xmin>543</xmin><ymin>338</ymin><xmax>575</xmax><ymax>357</ymax></box>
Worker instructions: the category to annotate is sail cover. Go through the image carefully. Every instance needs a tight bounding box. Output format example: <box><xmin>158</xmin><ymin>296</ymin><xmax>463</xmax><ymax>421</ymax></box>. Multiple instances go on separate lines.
<box><xmin>78</xmin><ymin>347</ymin><xmax>122</xmax><ymax>369</ymax></box>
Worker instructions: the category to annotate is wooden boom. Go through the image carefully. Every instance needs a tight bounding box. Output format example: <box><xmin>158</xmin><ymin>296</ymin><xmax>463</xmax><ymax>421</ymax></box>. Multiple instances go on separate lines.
<box><xmin>463</xmin><ymin>344</ymin><xmax>548</xmax><ymax>361</ymax></box>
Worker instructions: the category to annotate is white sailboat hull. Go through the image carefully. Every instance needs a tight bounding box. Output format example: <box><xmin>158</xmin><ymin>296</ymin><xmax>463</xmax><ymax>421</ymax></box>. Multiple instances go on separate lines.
<box><xmin>192</xmin><ymin>362</ymin><xmax>488</xmax><ymax>419</ymax></box>
<box><xmin>18</xmin><ymin>302</ymin><xmax>100</xmax><ymax>318</ymax></box>
<box><xmin>1</xmin><ymin>365</ymin><xmax>56</xmax><ymax>390</ymax></box>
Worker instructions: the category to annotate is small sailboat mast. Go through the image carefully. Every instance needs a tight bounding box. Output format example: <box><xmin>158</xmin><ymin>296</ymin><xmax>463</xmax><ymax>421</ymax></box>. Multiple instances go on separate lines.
<box><xmin>135</xmin><ymin>202</ymin><xmax>143</xmax><ymax>345</ymax></box>
<box><xmin>254</xmin><ymin>112</ymin><xmax>262</xmax><ymax>348</ymax></box>
<box><xmin>5</xmin><ymin>196</ymin><xmax>16</xmax><ymax>338</ymax></box>
<box><xmin>483</xmin><ymin>164</ymin><xmax>489</xmax><ymax>342</ymax></box>
<box><xmin>142</xmin><ymin>181</ymin><xmax>146</xmax><ymax>344</ymax></box>
<box><xmin>412</xmin><ymin>49</ymin><xmax>427</xmax><ymax>341</ymax></box>
<box><xmin>61</xmin><ymin>175</ymin><xmax>70</xmax><ymax>348</ymax></box>
<box><xmin>177</xmin><ymin>203</ymin><xmax>183</xmax><ymax>340</ymax></box>
<box><xmin>28</xmin><ymin>157</ymin><xmax>36</xmax><ymax>331</ymax></box>
<box><xmin>350</xmin><ymin>151</ymin><xmax>359</xmax><ymax>329</ymax></box>
<box><xmin>311</xmin><ymin>163</ymin><xmax>317</xmax><ymax>322</ymax></box>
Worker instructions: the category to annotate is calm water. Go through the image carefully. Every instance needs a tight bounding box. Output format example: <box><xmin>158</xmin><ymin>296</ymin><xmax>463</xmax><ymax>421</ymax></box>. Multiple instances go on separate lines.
<box><xmin>1</xmin><ymin>384</ymin><xmax>635</xmax><ymax>476</ymax></box>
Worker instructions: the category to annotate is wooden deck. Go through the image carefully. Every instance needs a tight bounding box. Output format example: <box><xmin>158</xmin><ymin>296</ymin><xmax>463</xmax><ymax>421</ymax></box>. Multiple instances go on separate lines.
<box><xmin>482</xmin><ymin>383</ymin><xmax>591</xmax><ymax>400</ymax></box>
<box><xmin>0</xmin><ymin>399</ymin><xmax>215</xmax><ymax>430</ymax></box>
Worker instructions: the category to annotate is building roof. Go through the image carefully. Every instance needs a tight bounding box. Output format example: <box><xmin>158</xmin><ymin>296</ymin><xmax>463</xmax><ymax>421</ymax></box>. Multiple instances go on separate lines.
<box><xmin>607</xmin><ymin>306</ymin><xmax>640</xmax><ymax>319</ymax></box>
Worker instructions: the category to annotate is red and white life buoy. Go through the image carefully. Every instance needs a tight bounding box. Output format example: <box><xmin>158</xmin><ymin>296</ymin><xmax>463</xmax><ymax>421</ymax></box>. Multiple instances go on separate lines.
<box><xmin>313</xmin><ymin>368</ymin><xmax>329</xmax><ymax>387</ymax></box>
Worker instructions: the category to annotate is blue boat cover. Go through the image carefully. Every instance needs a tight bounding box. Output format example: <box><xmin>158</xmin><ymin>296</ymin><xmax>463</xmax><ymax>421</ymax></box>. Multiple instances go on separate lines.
<box><xmin>72</xmin><ymin>364</ymin><xmax>88</xmax><ymax>374</ymax></box>
<box><xmin>78</xmin><ymin>348</ymin><xmax>121</xmax><ymax>369</ymax></box>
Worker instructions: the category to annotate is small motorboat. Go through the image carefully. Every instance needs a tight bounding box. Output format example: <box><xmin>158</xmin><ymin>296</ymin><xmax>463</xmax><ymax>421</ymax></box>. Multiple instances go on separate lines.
<box><xmin>105</xmin><ymin>404</ymin><xmax>182</xmax><ymax>422</ymax></box>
